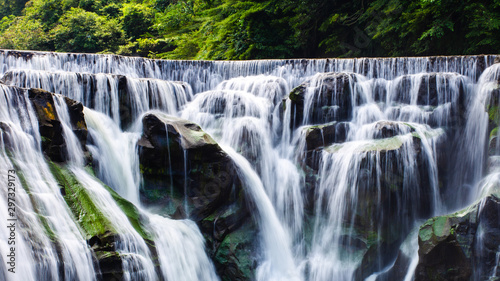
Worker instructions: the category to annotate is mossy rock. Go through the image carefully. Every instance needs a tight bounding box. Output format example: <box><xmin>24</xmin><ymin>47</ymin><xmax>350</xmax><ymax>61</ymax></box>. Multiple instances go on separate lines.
<box><xmin>48</xmin><ymin>161</ymin><xmax>114</xmax><ymax>239</ymax></box>
<box><xmin>213</xmin><ymin>223</ymin><xmax>258</xmax><ymax>281</ymax></box>
<box><xmin>415</xmin><ymin>195</ymin><xmax>500</xmax><ymax>281</ymax></box>
<box><xmin>318</xmin><ymin>132</ymin><xmax>438</xmax><ymax>278</ymax></box>
<box><xmin>49</xmin><ymin>162</ymin><xmax>158</xmax><ymax>280</ymax></box>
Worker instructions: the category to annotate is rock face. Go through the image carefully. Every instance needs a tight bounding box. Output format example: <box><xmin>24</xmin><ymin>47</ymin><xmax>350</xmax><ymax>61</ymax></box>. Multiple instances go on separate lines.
<box><xmin>49</xmin><ymin>161</ymin><xmax>157</xmax><ymax>281</ymax></box>
<box><xmin>303</xmin><ymin>121</ymin><xmax>350</xmax><ymax>151</ymax></box>
<box><xmin>415</xmin><ymin>194</ymin><xmax>500</xmax><ymax>281</ymax></box>
<box><xmin>331</xmin><ymin>136</ymin><xmax>434</xmax><ymax>279</ymax></box>
<box><xmin>137</xmin><ymin>113</ymin><xmax>256</xmax><ymax>280</ymax></box>
<box><xmin>392</xmin><ymin>73</ymin><xmax>466</xmax><ymax>107</ymax></box>
<box><xmin>27</xmin><ymin>88</ymin><xmax>88</xmax><ymax>163</ymax></box>
<box><xmin>288</xmin><ymin>72</ymin><xmax>355</xmax><ymax>128</ymax></box>
<box><xmin>301</xmin><ymin>124</ymin><xmax>440</xmax><ymax>279</ymax></box>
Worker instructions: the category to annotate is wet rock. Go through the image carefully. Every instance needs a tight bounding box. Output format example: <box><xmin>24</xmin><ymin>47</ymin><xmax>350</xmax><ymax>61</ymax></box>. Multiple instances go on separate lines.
<box><xmin>137</xmin><ymin>113</ymin><xmax>255</xmax><ymax>280</ymax></box>
<box><xmin>211</xmin><ymin>223</ymin><xmax>258</xmax><ymax>281</ymax></box>
<box><xmin>373</xmin><ymin>121</ymin><xmax>415</xmax><ymax>139</ymax></box>
<box><xmin>0</xmin><ymin>122</ymin><xmax>14</xmax><ymax>149</ymax></box>
<box><xmin>49</xmin><ymin>161</ymin><xmax>162</xmax><ymax>281</ymax></box>
<box><xmin>138</xmin><ymin>113</ymin><xmax>242</xmax><ymax>219</ymax></box>
<box><xmin>28</xmin><ymin>88</ymin><xmax>88</xmax><ymax>163</ymax></box>
<box><xmin>323</xmin><ymin>134</ymin><xmax>435</xmax><ymax>279</ymax></box>
<box><xmin>415</xmin><ymin>195</ymin><xmax>500</xmax><ymax>281</ymax></box>
<box><xmin>288</xmin><ymin>72</ymin><xmax>355</xmax><ymax>128</ymax></box>
<box><xmin>304</xmin><ymin>122</ymin><xmax>349</xmax><ymax>151</ymax></box>
<box><xmin>374</xmin><ymin>250</ymin><xmax>412</xmax><ymax>281</ymax></box>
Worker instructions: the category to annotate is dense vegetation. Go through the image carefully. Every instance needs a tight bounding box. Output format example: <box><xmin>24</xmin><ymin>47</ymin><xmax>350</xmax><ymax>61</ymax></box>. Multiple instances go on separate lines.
<box><xmin>0</xmin><ymin>0</ymin><xmax>499</xmax><ymax>59</ymax></box>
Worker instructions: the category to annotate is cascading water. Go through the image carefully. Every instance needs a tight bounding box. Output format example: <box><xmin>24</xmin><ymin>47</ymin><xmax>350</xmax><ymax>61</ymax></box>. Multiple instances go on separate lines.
<box><xmin>0</xmin><ymin>85</ymin><xmax>96</xmax><ymax>281</ymax></box>
<box><xmin>1</xmin><ymin>69</ymin><xmax>193</xmax><ymax>127</ymax></box>
<box><xmin>1</xmin><ymin>49</ymin><xmax>500</xmax><ymax>281</ymax></box>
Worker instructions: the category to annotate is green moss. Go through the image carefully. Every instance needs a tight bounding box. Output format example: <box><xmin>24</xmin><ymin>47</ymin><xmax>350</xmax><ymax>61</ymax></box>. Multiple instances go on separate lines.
<box><xmin>288</xmin><ymin>85</ymin><xmax>305</xmax><ymax>102</ymax></box>
<box><xmin>304</xmin><ymin>121</ymin><xmax>337</xmax><ymax>131</ymax></box>
<box><xmin>40</xmin><ymin>136</ymin><xmax>50</xmax><ymax>143</ymax></box>
<box><xmin>215</xmin><ymin>224</ymin><xmax>256</xmax><ymax>280</ymax></box>
<box><xmin>491</xmin><ymin>127</ymin><xmax>499</xmax><ymax>140</ymax></box>
<box><xmin>431</xmin><ymin>216</ymin><xmax>451</xmax><ymax>237</ymax></box>
<box><xmin>104</xmin><ymin>186</ymin><xmax>153</xmax><ymax>241</ymax></box>
<box><xmin>411</xmin><ymin>128</ymin><xmax>444</xmax><ymax>140</ymax></box>
<box><xmin>365</xmin><ymin>230</ymin><xmax>380</xmax><ymax>247</ymax></box>
<box><xmin>489</xmin><ymin>105</ymin><xmax>500</xmax><ymax>125</ymax></box>
<box><xmin>325</xmin><ymin>136</ymin><xmax>404</xmax><ymax>154</ymax></box>
<box><xmin>50</xmin><ymin>162</ymin><xmax>154</xmax><ymax>241</ymax></box>
<box><xmin>48</xmin><ymin>161</ymin><xmax>114</xmax><ymax>239</ymax></box>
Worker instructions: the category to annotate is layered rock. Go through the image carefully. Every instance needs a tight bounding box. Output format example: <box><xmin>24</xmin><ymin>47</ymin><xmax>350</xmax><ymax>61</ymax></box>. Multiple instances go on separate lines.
<box><xmin>137</xmin><ymin>113</ymin><xmax>256</xmax><ymax>280</ymax></box>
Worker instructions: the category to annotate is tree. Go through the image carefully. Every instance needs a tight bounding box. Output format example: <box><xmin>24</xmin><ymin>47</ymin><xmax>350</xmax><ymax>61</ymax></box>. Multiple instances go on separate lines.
<box><xmin>121</xmin><ymin>3</ymin><xmax>155</xmax><ymax>40</ymax></box>
<box><xmin>0</xmin><ymin>16</ymin><xmax>47</xmax><ymax>50</ymax></box>
<box><xmin>50</xmin><ymin>8</ymin><xmax>125</xmax><ymax>53</ymax></box>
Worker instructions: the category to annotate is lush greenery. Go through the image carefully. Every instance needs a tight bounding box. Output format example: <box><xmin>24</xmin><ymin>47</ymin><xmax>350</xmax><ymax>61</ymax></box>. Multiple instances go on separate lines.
<box><xmin>0</xmin><ymin>0</ymin><xmax>499</xmax><ymax>59</ymax></box>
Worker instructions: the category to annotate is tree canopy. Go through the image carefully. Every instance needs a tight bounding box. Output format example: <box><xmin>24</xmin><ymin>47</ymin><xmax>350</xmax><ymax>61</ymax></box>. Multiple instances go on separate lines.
<box><xmin>0</xmin><ymin>0</ymin><xmax>498</xmax><ymax>59</ymax></box>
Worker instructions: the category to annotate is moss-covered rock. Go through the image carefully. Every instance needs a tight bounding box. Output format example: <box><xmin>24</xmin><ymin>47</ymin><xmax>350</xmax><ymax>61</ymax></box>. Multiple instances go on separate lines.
<box><xmin>48</xmin><ymin>162</ymin><xmax>158</xmax><ymax>280</ymax></box>
<box><xmin>303</xmin><ymin>121</ymin><xmax>349</xmax><ymax>151</ymax></box>
<box><xmin>212</xmin><ymin>223</ymin><xmax>258</xmax><ymax>281</ymax></box>
<box><xmin>415</xmin><ymin>195</ymin><xmax>500</xmax><ymax>281</ymax></box>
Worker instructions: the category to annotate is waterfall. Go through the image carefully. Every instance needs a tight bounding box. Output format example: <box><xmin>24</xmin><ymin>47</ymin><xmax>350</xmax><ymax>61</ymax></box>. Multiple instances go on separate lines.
<box><xmin>81</xmin><ymin>108</ymin><xmax>219</xmax><ymax>281</ymax></box>
<box><xmin>1</xmin><ymin>49</ymin><xmax>500</xmax><ymax>281</ymax></box>
<box><xmin>0</xmin><ymin>85</ymin><xmax>96</xmax><ymax>281</ymax></box>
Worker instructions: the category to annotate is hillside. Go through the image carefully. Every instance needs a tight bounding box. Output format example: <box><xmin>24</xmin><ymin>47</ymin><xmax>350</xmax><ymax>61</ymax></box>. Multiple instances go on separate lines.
<box><xmin>1</xmin><ymin>0</ymin><xmax>499</xmax><ymax>60</ymax></box>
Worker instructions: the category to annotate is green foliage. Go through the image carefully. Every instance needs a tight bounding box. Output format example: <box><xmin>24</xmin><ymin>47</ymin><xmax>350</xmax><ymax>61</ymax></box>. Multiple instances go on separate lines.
<box><xmin>50</xmin><ymin>8</ymin><xmax>125</xmax><ymax>53</ymax></box>
<box><xmin>0</xmin><ymin>16</ymin><xmax>47</xmax><ymax>50</ymax></box>
<box><xmin>0</xmin><ymin>0</ymin><xmax>499</xmax><ymax>58</ymax></box>
<box><xmin>0</xmin><ymin>0</ymin><xmax>29</xmax><ymax>18</ymax></box>
<box><xmin>121</xmin><ymin>3</ymin><xmax>155</xmax><ymax>40</ymax></box>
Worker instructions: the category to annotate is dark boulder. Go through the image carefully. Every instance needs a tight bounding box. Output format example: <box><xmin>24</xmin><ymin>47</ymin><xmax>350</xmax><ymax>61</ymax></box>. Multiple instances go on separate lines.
<box><xmin>138</xmin><ymin>113</ymin><xmax>241</xmax><ymax>219</ymax></box>
<box><xmin>28</xmin><ymin>88</ymin><xmax>88</xmax><ymax>163</ymax></box>
<box><xmin>288</xmin><ymin>72</ymin><xmax>356</xmax><ymax>128</ymax></box>
<box><xmin>303</xmin><ymin>122</ymin><xmax>350</xmax><ymax>151</ymax></box>
<box><xmin>374</xmin><ymin>250</ymin><xmax>413</xmax><ymax>281</ymax></box>
<box><xmin>415</xmin><ymin>194</ymin><xmax>500</xmax><ymax>281</ymax></box>
<box><xmin>323</xmin><ymin>134</ymin><xmax>436</xmax><ymax>279</ymax></box>
<box><xmin>137</xmin><ymin>113</ymin><xmax>255</xmax><ymax>280</ymax></box>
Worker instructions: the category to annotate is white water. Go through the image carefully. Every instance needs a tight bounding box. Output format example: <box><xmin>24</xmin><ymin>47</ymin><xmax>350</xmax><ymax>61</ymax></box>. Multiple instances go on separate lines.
<box><xmin>2</xmin><ymin>69</ymin><xmax>193</xmax><ymax>126</ymax></box>
<box><xmin>1</xmin><ymin>50</ymin><xmax>500</xmax><ymax>281</ymax></box>
<box><xmin>0</xmin><ymin>85</ymin><xmax>96</xmax><ymax>281</ymax></box>
<box><xmin>81</xmin><ymin>108</ymin><xmax>219</xmax><ymax>281</ymax></box>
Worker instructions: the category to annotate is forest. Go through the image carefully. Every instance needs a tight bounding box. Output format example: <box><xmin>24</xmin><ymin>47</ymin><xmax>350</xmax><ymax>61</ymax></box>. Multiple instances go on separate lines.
<box><xmin>0</xmin><ymin>0</ymin><xmax>499</xmax><ymax>60</ymax></box>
